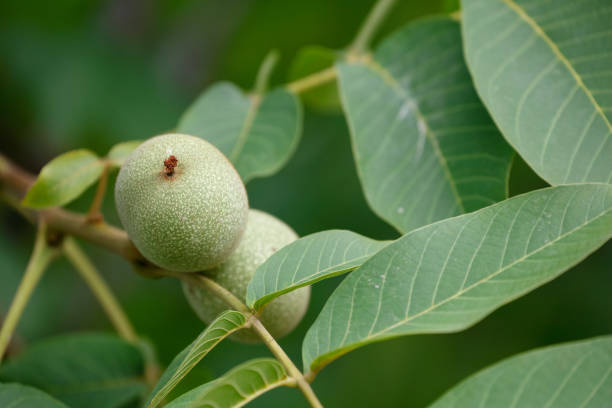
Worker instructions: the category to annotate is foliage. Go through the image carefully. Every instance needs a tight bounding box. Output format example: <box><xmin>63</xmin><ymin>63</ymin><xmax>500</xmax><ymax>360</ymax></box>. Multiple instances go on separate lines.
<box><xmin>1</xmin><ymin>0</ymin><xmax>611</xmax><ymax>407</ymax></box>
<box><xmin>431</xmin><ymin>336</ymin><xmax>612</xmax><ymax>407</ymax></box>
<box><xmin>0</xmin><ymin>333</ymin><xmax>147</xmax><ymax>408</ymax></box>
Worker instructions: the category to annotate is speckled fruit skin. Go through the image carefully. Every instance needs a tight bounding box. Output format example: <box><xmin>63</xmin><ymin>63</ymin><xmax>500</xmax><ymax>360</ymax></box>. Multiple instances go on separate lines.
<box><xmin>183</xmin><ymin>209</ymin><xmax>311</xmax><ymax>342</ymax></box>
<box><xmin>115</xmin><ymin>133</ymin><xmax>248</xmax><ymax>272</ymax></box>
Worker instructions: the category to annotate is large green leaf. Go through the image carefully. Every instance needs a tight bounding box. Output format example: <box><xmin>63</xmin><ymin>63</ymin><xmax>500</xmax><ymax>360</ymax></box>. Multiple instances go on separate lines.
<box><xmin>339</xmin><ymin>16</ymin><xmax>513</xmax><ymax>233</ymax></box>
<box><xmin>289</xmin><ymin>45</ymin><xmax>340</xmax><ymax>112</ymax></box>
<box><xmin>166</xmin><ymin>359</ymin><xmax>289</xmax><ymax>408</ymax></box>
<box><xmin>146</xmin><ymin>311</ymin><xmax>247</xmax><ymax>408</ymax></box>
<box><xmin>177</xmin><ymin>82</ymin><xmax>302</xmax><ymax>183</ymax></box>
<box><xmin>22</xmin><ymin>149</ymin><xmax>104</xmax><ymax>208</ymax></box>
<box><xmin>0</xmin><ymin>383</ymin><xmax>68</xmax><ymax>408</ymax></box>
<box><xmin>431</xmin><ymin>336</ymin><xmax>612</xmax><ymax>407</ymax></box>
<box><xmin>303</xmin><ymin>183</ymin><xmax>612</xmax><ymax>373</ymax></box>
<box><xmin>0</xmin><ymin>333</ymin><xmax>146</xmax><ymax>408</ymax></box>
<box><xmin>246</xmin><ymin>230</ymin><xmax>389</xmax><ymax>310</ymax></box>
<box><xmin>462</xmin><ymin>0</ymin><xmax>612</xmax><ymax>185</ymax></box>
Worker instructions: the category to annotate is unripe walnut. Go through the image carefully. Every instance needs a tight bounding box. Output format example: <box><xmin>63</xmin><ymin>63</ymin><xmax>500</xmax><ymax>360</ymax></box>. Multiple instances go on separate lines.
<box><xmin>183</xmin><ymin>209</ymin><xmax>311</xmax><ymax>342</ymax></box>
<box><xmin>115</xmin><ymin>133</ymin><xmax>248</xmax><ymax>272</ymax></box>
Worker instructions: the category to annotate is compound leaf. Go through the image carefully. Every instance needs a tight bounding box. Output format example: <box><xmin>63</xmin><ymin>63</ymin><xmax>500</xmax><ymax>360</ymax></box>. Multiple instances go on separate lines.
<box><xmin>146</xmin><ymin>310</ymin><xmax>248</xmax><ymax>408</ymax></box>
<box><xmin>430</xmin><ymin>336</ymin><xmax>612</xmax><ymax>407</ymax></box>
<box><xmin>166</xmin><ymin>359</ymin><xmax>289</xmax><ymax>408</ymax></box>
<box><xmin>0</xmin><ymin>333</ymin><xmax>146</xmax><ymax>408</ymax></box>
<box><xmin>303</xmin><ymin>184</ymin><xmax>612</xmax><ymax>372</ymax></box>
<box><xmin>339</xmin><ymin>16</ymin><xmax>513</xmax><ymax>233</ymax></box>
<box><xmin>246</xmin><ymin>230</ymin><xmax>389</xmax><ymax>310</ymax></box>
<box><xmin>462</xmin><ymin>0</ymin><xmax>612</xmax><ymax>185</ymax></box>
<box><xmin>177</xmin><ymin>82</ymin><xmax>302</xmax><ymax>183</ymax></box>
<box><xmin>22</xmin><ymin>149</ymin><xmax>104</xmax><ymax>208</ymax></box>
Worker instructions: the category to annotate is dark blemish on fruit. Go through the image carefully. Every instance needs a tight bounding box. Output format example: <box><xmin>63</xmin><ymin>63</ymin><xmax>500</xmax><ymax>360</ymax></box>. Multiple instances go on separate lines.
<box><xmin>164</xmin><ymin>155</ymin><xmax>178</xmax><ymax>176</ymax></box>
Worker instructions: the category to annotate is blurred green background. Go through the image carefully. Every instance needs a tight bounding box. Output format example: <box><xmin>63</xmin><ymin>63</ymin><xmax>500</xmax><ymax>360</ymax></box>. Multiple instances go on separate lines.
<box><xmin>1</xmin><ymin>0</ymin><xmax>610</xmax><ymax>406</ymax></box>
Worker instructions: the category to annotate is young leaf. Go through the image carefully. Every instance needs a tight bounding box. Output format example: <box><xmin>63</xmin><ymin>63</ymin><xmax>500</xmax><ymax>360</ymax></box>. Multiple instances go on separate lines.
<box><xmin>302</xmin><ymin>183</ymin><xmax>612</xmax><ymax>373</ymax></box>
<box><xmin>22</xmin><ymin>149</ymin><xmax>104</xmax><ymax>209</ymax></box>
<box><xmin>430</xmin><ymin>336</ymin><xmax>612</xmax><ymax>407</ymax></box>
<box><xmin>0</xmin><ymin>333</ymin><xmax>146</xmax><ymax>408</ymax></box>
<box><xmin>177</xmin><ymin>82</ymin><xmax>302</xmax><ymax>183</ymax></box>
<box><xmin>146</xmin><ymin>310</ymin><xmax>248</xmax><ymax>408</ymax></box>
<box><xmin>462</xmin><ymin>0</ymin><xmax>612</xmax><ymax>185</ymax></box>
<box><xmin>339</xmin><ymin>16</ymin><xmax>513</xmax><ymax>233</ymax></box>
<box><xmin>165</xmin><ymin>358</ymin><xmax>289</xmax><ymax>408</ymax></box>
<box><xmin>0</xmin><ymin>383</ymin><xmax>68</xmax><ymax>408</ymax></box>
<box><xmin>107</xmin><ymin>140</ymin><xmax>142</xmax><ymax>167</ymax></box>
<box><xmin>246</xmin><ymin>230</ymin><xmax>390</xmax><ymax>310</ymax></box>
<box><xmin>289</xmin><ymin>45</ymin><xmax>340</xmax><ymax>112</ymax></box>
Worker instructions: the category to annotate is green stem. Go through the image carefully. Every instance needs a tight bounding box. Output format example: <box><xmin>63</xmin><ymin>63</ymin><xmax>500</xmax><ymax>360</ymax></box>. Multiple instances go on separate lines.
<box><xmin>254</xmin><ymin>50</ymin><xmax>280</xmax><ymax>95</ymax></box>
<box><xmin>168</xmin><ymin>271</ymin><xmax>322</xmax><ymax>408</ymax></box>
<box><xmin>62</xmin><ymin>237</ymin><xmax>161</xmax><ymax>386</ymax></box>
<box><xmin>348</xmin><ymin>0</ymin><xmax>398</xmax><ymax>56</ymax></box>
<box><xmin>86</xmin><ymin>162</ymin><xmax>109</xmax><ymax>224</ymax></box>
<box><xmin>0</xmin><ymin>222</ymin><xmax>57</xmax><ymax>363</ymax></box>
<box><xmin>250</xmin><ymin>318</ymin><xmax>323</xmax><ymax>408</ymax></box>
<box><xmin>286</xmin><ymin>66</ymin><xmax>337</xmax><ymax>95</ymax></box>
<box><xmin>63</xmin><ymin>237</ymin><xmax>137</xmax><ymax>342</ymax></box>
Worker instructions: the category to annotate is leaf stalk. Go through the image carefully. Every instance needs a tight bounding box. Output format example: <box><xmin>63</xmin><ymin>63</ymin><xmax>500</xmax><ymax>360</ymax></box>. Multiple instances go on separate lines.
<box><xmin>63</xmin><ymin>237</ymin><xmax>137</xmax><ymax>342</ymax></box>
<box><xmin>0</xmin><ymin>222</ymin><xmax>58</xmax><ymax>363</ymax></box>
<box><xmin>86</xmin><ymin>161</ymin><xmax>110</xmax><ymax>223</ymax></box>
<box><xmin>254</xmin><ymin>50</ymin><xmax>280</xmax><ymax>95</ymax></box>
<box><xmin>348</xmin><ymin>0</ymin><xmax>398</xmax><ymax>56</ymax></box>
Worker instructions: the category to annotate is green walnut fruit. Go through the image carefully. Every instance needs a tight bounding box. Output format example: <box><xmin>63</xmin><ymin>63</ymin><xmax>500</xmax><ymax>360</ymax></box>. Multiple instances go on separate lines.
<box><xmin>115</xmin><ymin>133</ymin><xmax>248</xmax><ymax>272</ymax></box>
<box><xmin>183</xmin><ymin>209</ymin><xmax>311</xmax><ymax>342</ymax></box>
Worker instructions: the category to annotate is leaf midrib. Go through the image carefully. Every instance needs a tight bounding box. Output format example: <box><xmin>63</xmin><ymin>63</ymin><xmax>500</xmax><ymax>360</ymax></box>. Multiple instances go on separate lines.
<box><xmin>307</xmin><ymin>188</ymin><xmax>611</xmax><ymax>371</ymax></box>
<box><xmin>364</xmin><ymin>203</ymin><xmax>611</xmax><ymax>341</ymax></box>
<box><xmin>252</xmin><ymin>260</ymin><xmax>366</xmax><ymax>310</ymax></box>
<box><xmin>359</xmin><ymin>59</ymin><xmax>466</xmax><ymax>214</ymax></box>
<box><xmin>502</xmin><ymin>0</ymin><xmax>612</xmax><ymax>133</ymax></box>
<box><xmin>40</xmin><ymin>154</ymin><xmax>101</xmax><ymax>194</ymax></box>
<box><xmin>229</xmin><ymin>94</ymin><xmax>261</xmax><ymax>162</ymax></box>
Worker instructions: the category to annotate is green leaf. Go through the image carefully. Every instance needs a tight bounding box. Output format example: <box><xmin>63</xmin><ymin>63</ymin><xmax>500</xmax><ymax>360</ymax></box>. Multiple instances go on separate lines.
<box><xmin>430</xmin><ymin>336</ymin><xmax>612</xmax><ymax>407</ymax></box>
<box><xmin>177</xmin><ymin>82</ymin><xmax>302</xmax><ymax>183</ymax></box>
<box><xmin>302</xmin><ymin>183</ymin><xmax>612</xmax><ymax>373</ymax></box>
<box><xmin>289</xmin><ymin>46</ymin><xmax>340</xmax><ymax>112</ymax></box>
<box><xmin>0</xmin><ymin>333</ymin><xmax>146</xmax><ymax>408</ymax></box>
<box><xmin>246</xmin><ymin>230</ymin><xmax>390</xmax><ymax>310</ymax></box>
<box><xmin>338</xmin><ymin>16</ymin><xmax>513</xmax><ymax>233</ymax></box>
<box><xmin>462</xmin><ymin>0</ymin><xmax>612</xmax><ymax>185</ymax></box>
<box><xmin>166</xmin><ymin>359</ymin><xmax>289</xmax><ymax>408</ymax></box>
<box><xmin>146</xmin><ymin>311</ymin><xmax>248</xmax><ymax>408</ymax></box>
<box><xmin>107</xmin><ymin>140</ymin><xmax>142</xmax><ymax>167</ymax></box>
<box><xmin>22</xmin><ymin>149</ymin><xmax>104</xmax><ymax>209</ymax></box>
<box><xmin>0</xmin><ymin>383</ymin><xmax>68</xmax><ymax>408</ymax></box>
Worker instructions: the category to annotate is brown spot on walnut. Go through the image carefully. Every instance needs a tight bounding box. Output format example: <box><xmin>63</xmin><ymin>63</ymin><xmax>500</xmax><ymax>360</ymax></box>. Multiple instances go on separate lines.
<box><xmin>164</xmin><ymin>155</ymin><xmax>178</xmax><ymax>176</ymax></box>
